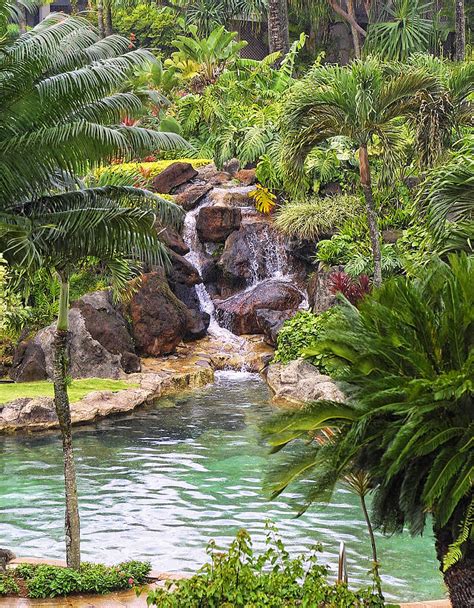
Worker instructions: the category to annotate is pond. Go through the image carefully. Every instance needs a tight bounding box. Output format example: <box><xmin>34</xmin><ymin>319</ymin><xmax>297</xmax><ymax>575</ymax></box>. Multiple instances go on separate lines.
<box><xmin>0</xmin><ymin>372</ymin><xmax>444</xmax><ymax>602</ymax></box>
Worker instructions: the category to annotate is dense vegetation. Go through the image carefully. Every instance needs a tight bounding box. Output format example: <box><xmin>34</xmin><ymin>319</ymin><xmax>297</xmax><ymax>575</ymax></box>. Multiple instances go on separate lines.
<box><xmin>0</xmin><ymin>0</ymin><xmax>472</xmax><ymax>605</ymax></box>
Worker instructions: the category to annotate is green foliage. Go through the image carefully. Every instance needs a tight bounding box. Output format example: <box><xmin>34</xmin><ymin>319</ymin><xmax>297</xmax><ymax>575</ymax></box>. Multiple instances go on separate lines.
<box><xmin>366</xmin><ymin>0</ymin><xmax>433</xmax><ymax>61</ymax></box>
<box><xmin>0</xmin><ymin>572</ymin><xmax>19</xmax><ymax>595</ymax></box>
<box><xmin>146</xmin><ymin>525</ymin><xmax>387</xmax><ymax>607</ymax></box>
<box><xmin>113</xmin><ymin>5</ymin><xmax>180</xmax><ymax>53</ymax></box>
<box><xmin>265</xmin><ymin>255</ymin><xmax>474</xmax><ymax>572</ymax></box>
<box><xmin>274</xmin><ymin>195</ymin><xmax>362</xmax><ymax>241</ymax></box>
<box><xmin>12</xmin><ymin>561</ymin><xmax>150</xmax><ymax>598</ymax></box>
<box><xmin>274</xmin><ymin>308</ymin><xmax>346</xmax><ymax>374</ymax></box>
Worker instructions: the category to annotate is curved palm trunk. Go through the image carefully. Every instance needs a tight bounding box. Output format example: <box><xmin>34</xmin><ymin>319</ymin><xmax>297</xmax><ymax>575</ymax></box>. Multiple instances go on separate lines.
<box><xmin>434</xmin><ymin>525</ymin><xmax>474</xmax><ymax>608</ymax></box>
<box><xmin>455</xmin><ymin>0</ymin><xmax>466</xmax><ymax>61</ymax></box>
<box><xmin>267</xmin><ymin>0</ymin><xmax>290</xmax><ymax>56</ymax></box>
<box><xmin>360</xmin><ymin>494</ymin><xmax>383</xmax><ymax>598</ymax></box>
<box><xmin>53</xmin><ymin>278</ymin><xmax>81</xmax><ymax>570</ymax></box>
<box><xmin>358</xmin><ymin>144</ymin><xmax>382</xmax><ymax>286</ymax></box>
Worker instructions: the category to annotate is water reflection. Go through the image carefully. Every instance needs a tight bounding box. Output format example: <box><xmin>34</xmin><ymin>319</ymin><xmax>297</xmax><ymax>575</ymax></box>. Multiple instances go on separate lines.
<box><xmin>0</xmin><ymin>372</ymin><xmax>443</xmax><ymax>602</ymax></box>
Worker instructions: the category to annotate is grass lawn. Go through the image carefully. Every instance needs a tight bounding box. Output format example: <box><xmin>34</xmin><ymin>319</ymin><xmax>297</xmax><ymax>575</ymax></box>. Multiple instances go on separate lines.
<box><xmin>0</xmin><ymin>378</ymin><xmax>135</xmax><ymax>406</ymax></box>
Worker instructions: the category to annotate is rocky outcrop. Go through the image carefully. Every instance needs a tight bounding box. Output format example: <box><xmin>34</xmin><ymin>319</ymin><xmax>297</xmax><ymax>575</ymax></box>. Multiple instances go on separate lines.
<box><xmin>308</xmin><ymin>265</ymin><xmax>343</xmax><ymax>314</ymax></box>
<box><xmin>215</xmin><ymin>280</ymin><xmax>303</xmax><ymax>335</ymax></box>
<box><xmin>235</xmin><ymin>168</ymin><xmax>257</xmax><ymax>186</ymax></box>
<box><xmin>256</xmin><ymin>308</ymin><xmax>294</xmax><ymax>346</ymax></box>
<box><xmin>197</xmin><ymin>164</ymin><xmax>232</xmax><ymax>186</ymax></box>
<box><xmin>158</xmin><ymin>226</ymin><xmax>189</xmax><ymax>255</ymax></box>
<box><xmin>0</xmin><ymin>367</ymin><xmax>214</xmax><ymax>433</ymax></box>
<box><xmin>152</xmin><ymin>162</ymin><xmax>198</xmax><ymax>194</ymax></box>
<box><xmin>129</xmin><ymin>273</ymin><xmax>188</xmax><ymax>356</ymax></box>
<box><xmin>174</xmin><ymin>184</ymin><xmax>212</xmax><ymax>211</ymax></box>
<box><xmin>167</xmin><ymin>251</ymin><xmax>202</xmax><ymax>287</ymax></box>
<box><xmin>196</xmin><ymin>206</ymin><xmax>241</xmax><ymax>243</ymax></box>
<box><xmin>10</xmin><ymin>291</ymin><xmax>139</xmax><ymax>382</ymax></box>
<box><xmin>266</xmin><ymin>359</ymin><xmax>345</xmax><ymax>405</ymax></box>
<box><xmin>184</xmin><ymin>309</ymin><xmax>210</xmax><ymax>341</ymax></box>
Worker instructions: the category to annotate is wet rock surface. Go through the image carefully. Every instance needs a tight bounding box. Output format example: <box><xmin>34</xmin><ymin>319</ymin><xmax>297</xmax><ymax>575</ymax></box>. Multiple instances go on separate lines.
<box><xmin>152</xmin><ymin>162</ymin><xmax>198</xmax><ymax>194</ymax></box>
<box><xmin>196</xmin><ymin>206</ymin><xmax>241</xmax><ymax>243</ymax></box>
<box><xmin>256</xmin><ymin>308</ymin><xmax>294</xmax><ymax>346</ymax></box>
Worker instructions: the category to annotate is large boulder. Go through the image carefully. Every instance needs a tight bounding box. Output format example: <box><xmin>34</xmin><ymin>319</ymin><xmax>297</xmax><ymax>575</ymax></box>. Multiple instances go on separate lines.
<box><xmin>10</xmin><ymin>291</ymin><xmax>139</xmax><ymax>382</ymax></box>
<box><xmin>184</xmin><ymin>309</ymin><xmax>210</xmax><ymax>341</ymax></box>
<box><xmin>129</xmin><ymin>272</ymin><xmax>189</xmax><ymax>356</ymax></box>
<box><xmin>235</xmin><ymin>168</ymin><xmax>257</xmax><ymax>186</ymax></box>
<box><xmin>158</xmin><ymin>226</ymin><xmax>189</xmax><ymax>255</ymax></box>
<box><xmin>152</xmin><ymin>162</ymin><xmax>198</xmax><ymax>194</ymax></box>
<box><xmin>308</xmin><ymin>265</ymin><xmax>343</xmax><ymax>314</ymax></box>
<box><xmin>197</xmin><ymin>164</ymin><xmax>232</xmax><ymax>185</ymax></box>
<box><xmin>215</xmin><ymin>280</ymin><xmax>303</xmax><ymax>335</ymax></box>
<box><xmin>196</xmin><ymin>206</ymin><xmax>241</xmax><ymax>243</ymax></box>
<box><xmin>256</xmin><ymin>308</ymin><xmax>294</xmax><ymax>346</ymax></box>
<box><xmin>166</xmin><ymin>251</ymin><xmax>202</xmax><ymax>287</ymax></box>
<box><xmin>174</xmin><ymin>184</ymin><xmax>213</xmax><ymax>211</ymax></box>
<box><xmin>266</xmin><ymin>359</ymin><xmax>345</xmax><ymax>405</ymax></box>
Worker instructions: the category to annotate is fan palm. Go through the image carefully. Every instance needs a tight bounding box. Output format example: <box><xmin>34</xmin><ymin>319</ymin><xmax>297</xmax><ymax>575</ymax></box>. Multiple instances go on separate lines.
<box><xmin>264</xmin><ymin>254</ymin><xmax>474</xmax><ymax>607</ymax></box>
<box><xmin>0</xmin><ymin>10</ymin><xmax>186</xmax><ymax>569</ymax></box>
<box><xmin>281</xmin><ymin>57</ymin><xmax>437</xmax><ymax>285</ymax></box>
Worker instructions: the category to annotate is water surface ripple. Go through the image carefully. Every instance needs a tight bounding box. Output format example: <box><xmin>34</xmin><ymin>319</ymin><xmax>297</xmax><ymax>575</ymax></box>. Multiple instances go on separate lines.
<box><xmin>0</xmin><ymin>373</ymin><xmax>443</xmax><ymax>602</ymax></box>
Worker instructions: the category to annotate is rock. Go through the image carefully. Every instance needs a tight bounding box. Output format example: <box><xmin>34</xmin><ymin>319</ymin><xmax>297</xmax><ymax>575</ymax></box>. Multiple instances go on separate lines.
<box><xmin>201</xmin><ymin>259</ymin><xmax>218</xmax><ymax>284</ymax></box>
<box><xmin>171</xmin><ymin>283</ymin><xmax>201</xmax><ymax>311</ymax></box>
<box><xmin>197</xmin><ymin>164</ymin><xmax>233</xmax><ymax>186</ymax></box>
<box><xmin>0</xmin><ymin>397</ymin><xmax>57</xmax><ymax>426</ymax></box>
<box><xmin>184</xmin><ymin>309</ymin><xmax>210</xmax><ymax>341</ymax></box>
<box><xmin>223</xmin><ymin>158</ymin><xmax>240</xmax><ymax>175</ymax></box>
<box><xmin>308</xmin><ymin>265</ymin><xmax>343</xmax><ymax>314</ymax></box>
<box><xmin>235</xmin><ymin>168</ymin><xmax>257</xmax><ymax>186</ymax></box>
<box><xmin>320</xmin><ymin>181</ymin><xmax>342</xmax><ymax>197</ymax></box>
<box><xmin>120</xmin><ymin>351</ymin><xmax>141</xmax><ymax>374</ymax></box>
<box><xmin>158</xmin><ymin>226</ymin><xmax>189</xmax><ymax>255</ymax></box>
<box><xmin>174</xmin><ymin>184</ymin><xmax>213</xmax><ymax>212</ymax></box>
<box><xmin>129</xmin><ymin>272</ymin><xmax>188</xmax><ymax>356</ymax></box>
<box><xmin>210</xmin><ymin>188</ymin><xmax>253</xmax><ymax>208</ymax></box>
<box><xmin>256</xmin><ymin>308</ymin><xmax>294</xmax><ymax>346</ymax></box>
<box><xmin>266</xmin><ymin>359</ymin><xmax>345</xmax><ymax>405</ymax></box>
<box><xmin>196</xmin><ymin>206</ymin><xmax>241</xmax><ymax>243</ymax></box>
<box><xmin>152</xmin><ymin>162</ymin><xmax>198</xmax><ymax>194</ymax></box>
<box><xmin>167</xmin><ymin>250</ymin><xmax>202</xmax><ymax>287</ymax></box>
<box><xmin>10</xmin><ymin>291</ymin><xmax>138</xmax><ymax>382</ymax></box>
<box><xmin>215</xmin><ymin>280</ymin><xmax>303</xmax><ymax>335</ymax></box>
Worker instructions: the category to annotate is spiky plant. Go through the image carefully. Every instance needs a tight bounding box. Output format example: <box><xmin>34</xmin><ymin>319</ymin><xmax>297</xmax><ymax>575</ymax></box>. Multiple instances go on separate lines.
<box><xmin>280</xmin><ymin>57</ymin><xmax>437</xmax><ymax>285</ymax></box>
<box><xmin>263</xmin><ymin>254</ymin><xmax>474</xmax><ymax>607</ymax></box>
<box><xmin>0</xmin><ymin>9</ymin><xmax>185</xmax><ymax>569</ymax></box>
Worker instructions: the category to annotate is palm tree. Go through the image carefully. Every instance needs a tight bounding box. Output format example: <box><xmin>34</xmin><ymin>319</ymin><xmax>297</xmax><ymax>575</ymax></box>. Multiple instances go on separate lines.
<box><xmin>264</xmin><ymin>254</ymin><xmax>474</xmax><ymax>607</ymax></box>
<box><xmin>455</xmin><ymin>0</ymin><xmax>466</xmax><ymax>61</ymax></box>
<box><xmin>0</xmin><ymin>9</ymin><xmax>186</xmax><ymax>568</ymax></box>
<box><xmin>267</xmin><ymin>0</ymin><xmax>290</xmax><ymax>55</ymax></box>
<box><xmin>280</xmin><ymin>57</ymin><xmax>437</xmax><ymax>285</ymax></box>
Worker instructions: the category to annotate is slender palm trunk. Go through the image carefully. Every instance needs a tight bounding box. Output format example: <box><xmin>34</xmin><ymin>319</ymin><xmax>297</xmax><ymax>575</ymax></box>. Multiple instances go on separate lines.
<box><xmin>97</xmin><ymin>0</ymin><xmax>105</xmax><ymax>38</ymax></box>
<box><xmin>358</xmin><ymin>144</ymin><xmax>382</xmax><ymax>286</ymax></box>
<box><xmin>104</xmin><ymin>1</ymin><xmax>113</xmax><ymax>37</ymax></box>
<box><xmin>53</xmin><ymin>278</ymin><xmax>81</xmax><ymax>570</ymax></box>
<box><xmin>360</xmin><ymin>494</ymin><xmax>383</xmax><ymax>598</ymax></box>
<box><xmin>18</xmin><ymin>5</ymin><xmax>26</xmax><ymax>34</ymax></box>
<box><xmin>434</xmin><ymin>525</ymin><xmax>474</xmax><ymax>608</ymax></box>
<box><xmin>267</xmin><ymin>0</ymin><xmax>290</xmax><ymax>56</ymax></box>
<box><xmin>347</xmin><ymin>0</ymin><xmax>361</xmax><ymax>58</ymax></box>
<box><xmin>455</xmin><ymin>0</ymin><xmax>466</xmax><ymax>61</ymax></box>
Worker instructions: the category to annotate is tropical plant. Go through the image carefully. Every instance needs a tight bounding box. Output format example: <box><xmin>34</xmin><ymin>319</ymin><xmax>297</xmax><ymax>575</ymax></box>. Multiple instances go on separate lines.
<box><xmin>0</xmin><ymin>11</ymin><xmax>185</xmax><ymax>569</ymax></box>
<box><xmin>264</xmin><ymin>254</ymin><xmax>474</xmax><ymax>608</ymax></box>
<box><xmin>249</xmin><ymin>184</ymin><xmax>277</xmax><ymax>214</ymax></box>
<box><xmin>366</xmin><ymin>0</ymin><xmax>433</xmax><ymax>61</ymax></box>
<box><xmin>112</xmin><ymin>3</ymin><xmax>180</xmax><ymax>52</ymax></box>
<box><xmin>274</xmin><ymin>194</ymin><xmax>362</xmax><ymax>241</ymax></box>
<box><xmin>281</xmin><ymin>57</ymin><xmax>437</xmax><ymax>285</ymax></box>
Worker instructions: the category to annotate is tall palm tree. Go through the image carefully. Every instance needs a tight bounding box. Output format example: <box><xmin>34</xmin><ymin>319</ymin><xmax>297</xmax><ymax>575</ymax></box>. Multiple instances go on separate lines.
<box><xmin>0</xmin><ymin>9</ymin><xmax>186</xmax><ymax>568</ymax></box>
<box><xmin>280</xmin><ymin>57</ymin><xmax>437</xmax><ymax>285</ymax></box>
<box><xmin>455</xmin><ymin>0</ymin><xmax>466</xmax><ymax>61</ymax></box>
<box><xmin>264</xmin><ymin>254</ymin><xmax>474</xmax><ymax>607</ymax></box>
<box><xmin>267</xmin><ymin>0</ymin><xmax>289</xmax><ymax>55</ymax></box>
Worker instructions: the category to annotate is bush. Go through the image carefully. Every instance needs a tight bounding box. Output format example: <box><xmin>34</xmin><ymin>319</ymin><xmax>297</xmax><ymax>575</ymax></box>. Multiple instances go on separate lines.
<box><xmin>146</xmin><ymin>525</ymin><xmax>388</xmax><ymax>607</ymax></box>
<box><xmin>113</xmin><ymin>5</ymin><xmax>181</xmax><ymax>53</ymax></box>
<box><xmin>273</xmin><ymin>308</ymin><xmax>345</xmax><ymax>372</ymax></box>
<box><xmin>0</xmin><ymin>572</ymin><xmax>19</xmax><ymax>596</ymax></box>
<box><xmin>12</xmin><ymin>561</ymin><xmax>151</xmax><ymax>599</ymax></box>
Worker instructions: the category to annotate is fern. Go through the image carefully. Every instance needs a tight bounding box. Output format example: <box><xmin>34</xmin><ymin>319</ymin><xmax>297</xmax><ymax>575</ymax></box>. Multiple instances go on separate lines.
<box><xmin>443</xmin><ymin>497</ymin><xmax>474</xmax><ymax>572</ymax></box>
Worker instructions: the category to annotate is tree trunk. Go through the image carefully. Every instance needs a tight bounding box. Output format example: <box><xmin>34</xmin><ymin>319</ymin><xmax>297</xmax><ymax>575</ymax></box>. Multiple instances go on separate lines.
<box><xmin>18</xmin><ymin>5</ymin><xmax>26</xmax><ymax>34</ymax></box>
<box><xmin>347</xmin><ymin>0</ymin><xmax>361</xmax><ymax>58</ymax></box>
<box><xmin>53</xmin><ymin>279</ymin><xmax>81</xmax><ymax>570</ymax></box>
<box><xmin>455</xmin><ymin>0</ymin><xmax>466</xmax><ymax>61</ymax></box>
<box><xmin>358</xmin><ymin>144</ymin><xmax>382</xmax><ymax>286</ymax></box>
<box><xmin>104</xmin><ymin>1</ymin><xmax>113</xmax><ymax>37</ymax></box>
<box><xmin>360</xmin><ymin>494</ymin><xmax>383</xmax><ymax>598</ymax></box>
<box><xmin>327</xmin><ymin>0</ymin><xmax>367</xmax><ymax>39</ymax></box>
<box><xmin>267</xmin><ymin>0</ymin><xmax>290</xmax><ymax>56</ymax></box>
<box><xmin>97</xmin><ymin>0</ymin><xmax>105</xmax><ymax>39</ymax></box>
<box><xmin>434</xmin><ymin>524</ymin><xmax>474</xmax><ymax>608</ymax></box>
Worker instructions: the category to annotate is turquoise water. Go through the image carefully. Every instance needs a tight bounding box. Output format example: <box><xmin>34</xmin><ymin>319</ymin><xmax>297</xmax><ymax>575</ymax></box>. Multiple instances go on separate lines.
<box><xmin>0</xmin><ymin>372</ymin><xmax>444</xmax><ymax>602</ymax></box>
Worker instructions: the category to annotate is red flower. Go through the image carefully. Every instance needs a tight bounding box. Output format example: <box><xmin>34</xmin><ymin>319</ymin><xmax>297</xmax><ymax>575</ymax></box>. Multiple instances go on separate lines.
<box><xmin>128</xmin><ymin>577</ymin><xmax>134</xmax><ymax>586</ymax></box>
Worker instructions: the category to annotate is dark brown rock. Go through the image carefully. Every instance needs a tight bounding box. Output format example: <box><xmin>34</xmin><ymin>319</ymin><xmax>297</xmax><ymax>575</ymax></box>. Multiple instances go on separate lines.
<box><xmin>167</xmin><ymin>250</ymin><xmax>202</xmax><ymax>287</ymax></box>
<box><xmin>196</xmin><ymin>206</ymin><xmax>241</xmax><ymax>243</ymax></box>
<box><xmin>174</xmin><ymin>184</ymin><xmax>213</xmax><ymax>211</ymax></box>
<box><xmin>320</xmin><ymin>181</ymin><xmax>342</xmax><ymax>197</ymax></box>
<box><xmin>120</xmin><ymin>351</ymin><xmax>141</xmax><ymax>374</ymax></box>
<box><xmin>197</xmin><ymin>164</ymin><xmax>233</xmax><ymax>186</ymax></box>
<box><xmin>158</xmin><ymin>225</ymin><xmax>189</xmax><ymax>255</ymax></box>
<box><xmin>129</xmin><ymin>272</ymin><xmax>188</xmax><ymax>356</ymax></box>
<box><xmin>308</xmin><ymin>265</ymin><xmax>343</xmax><ymax>314</ymax></box>
<box><xmin>152</xmin><ymin>162</ymin><xmax>198</xmax><ymax>194</ymax></box>
<box><xmin>10</xmin><ymin>341</ymin><xmax>48</xmax><ymax>382</ymax></box>
<box><xmin>215</xmin><ymin>280</ymin><xmax>303</xmax><ymax>335</ymax></box>
<box><xmin>235</xmin><ymin>168</ymin><xmax>257</xmax><ymax>186</ymax></box>
<box><xmin>184</xmin><ymin>309</ymin><xmax>210</xmax><ymax>341</ymax></box>
<box><xmin>256</xmin><ymin>308</ymin><xmax>294</xmax><ymax>346</ymax></box>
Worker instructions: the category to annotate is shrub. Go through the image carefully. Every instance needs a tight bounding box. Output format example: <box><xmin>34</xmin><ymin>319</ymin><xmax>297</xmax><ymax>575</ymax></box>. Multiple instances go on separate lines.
<box><xmin>0</xmin><ymin>572</ymin><xmax>19</xmax><ymax>595</ymax></box>
<box><xmin>13</xmin><ymin>561</ymin><xmax>151</xmax><ymax>599</ymax></box>
<box><xmin>113</xmin><ymin>5</ymin><xmax>181</xmax><ymax>53</ymax></box>
<box><xmin>273</xmin><ymin>308</ymin><xmax>346</xmax><ymax>372</ymax></box>
<box><xmin>274</xmin><ymin>195</ymin><xmax>362</xmax><ymax>241</ymax></box>
<box><xmin>146</xmin><ymin>525</ymin><xmax>387</xmax><ymax>607</ymax></box>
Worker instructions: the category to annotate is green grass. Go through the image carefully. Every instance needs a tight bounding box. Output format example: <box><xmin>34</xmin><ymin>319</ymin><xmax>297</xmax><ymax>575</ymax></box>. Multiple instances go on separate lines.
<box><xmin>0</xmin><ymin>378</ymin><xmax>135</xmax><ymax>406</ymax></box>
